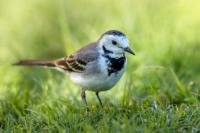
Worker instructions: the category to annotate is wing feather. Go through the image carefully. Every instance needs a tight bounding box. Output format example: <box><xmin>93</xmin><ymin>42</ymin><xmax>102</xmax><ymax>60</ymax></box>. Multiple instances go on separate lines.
<box><xmin>55</xmin><ymin>42</ymin><xmax>98</xmax><ymax>73</ymax></box>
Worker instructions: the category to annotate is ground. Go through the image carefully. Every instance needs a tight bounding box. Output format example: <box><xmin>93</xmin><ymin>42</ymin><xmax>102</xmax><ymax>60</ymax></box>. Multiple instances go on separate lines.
<box><xmin>0</xmin><ymin>0</ymin><xmax>200</xmax><ymax>132</ymax></box>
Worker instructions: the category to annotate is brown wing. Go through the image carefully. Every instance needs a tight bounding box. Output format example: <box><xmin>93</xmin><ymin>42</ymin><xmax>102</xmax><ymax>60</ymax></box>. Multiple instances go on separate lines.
<box><xmin>55</xmin><ymin>43</ymin><xmax>98</xmax><ymax>73</ymax></box>
<box><xmin>55</xmin><ymin>54</ymin><xmax>87</xmax><ymax>73</ymax></box>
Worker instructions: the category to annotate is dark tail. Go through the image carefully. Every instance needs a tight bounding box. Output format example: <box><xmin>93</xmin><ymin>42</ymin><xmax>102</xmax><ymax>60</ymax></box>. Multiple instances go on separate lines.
<box><xmin>13</xmin><ymin>60</ymin><xmax>56</xmax><ymax>67</ymax></box>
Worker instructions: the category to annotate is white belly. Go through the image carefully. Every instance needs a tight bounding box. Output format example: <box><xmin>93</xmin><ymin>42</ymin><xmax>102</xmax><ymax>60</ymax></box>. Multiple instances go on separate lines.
<box><xmin>69</xmin><ymin>56</ymin><xmax>126</xmax><ymax>92</ymax></box>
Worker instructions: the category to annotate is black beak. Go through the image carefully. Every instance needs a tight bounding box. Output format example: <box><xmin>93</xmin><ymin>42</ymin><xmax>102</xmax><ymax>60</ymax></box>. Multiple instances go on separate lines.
<box><xmin>124</xmin><ymin>47</ymin><xmax>135</xmax><ymax>55</ymax></box>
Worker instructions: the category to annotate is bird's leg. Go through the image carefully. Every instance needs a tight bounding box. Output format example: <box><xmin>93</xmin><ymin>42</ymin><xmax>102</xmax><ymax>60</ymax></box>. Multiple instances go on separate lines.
<box><xmin>81</xmin><ymin>90</ymin><xmax>90</xmax><ymax>112</ymax></box>
<box><xmin>95</xmin><ymin>92</ymin><xmax>103</xmax><ymax>107</ymax></box>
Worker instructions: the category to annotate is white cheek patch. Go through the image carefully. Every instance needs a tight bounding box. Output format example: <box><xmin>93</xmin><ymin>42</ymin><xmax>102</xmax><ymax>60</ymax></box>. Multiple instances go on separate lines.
<box><xmin>108</xmin><ymin>53</ymin><xmax>124</xmax><ymax>58</ymax></box>
<box><xmin>118</xmin><ymin>36</ymin><xmax>129</xmax><ymax>48</ymax></box>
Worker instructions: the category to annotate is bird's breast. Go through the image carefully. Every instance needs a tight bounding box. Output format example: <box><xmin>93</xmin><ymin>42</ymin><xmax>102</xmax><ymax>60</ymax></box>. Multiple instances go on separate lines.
<box><xmin>104</xmin><ymin>55</ymin><xmax>126</xmax><ymax>76</ymax></box>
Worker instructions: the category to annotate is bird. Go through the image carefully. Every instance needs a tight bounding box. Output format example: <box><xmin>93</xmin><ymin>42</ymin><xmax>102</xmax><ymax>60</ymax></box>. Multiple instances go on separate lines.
<box><xmin>14</xmin><ymin>30</ymin><xmax>135</xmax><ymax>111</ymax></box>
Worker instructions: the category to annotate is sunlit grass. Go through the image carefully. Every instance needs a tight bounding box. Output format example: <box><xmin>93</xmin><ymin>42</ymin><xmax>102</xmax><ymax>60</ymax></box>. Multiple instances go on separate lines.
<box><xmin>0</xmin><ymin>0</ymin><xmax>200</xmax><ymax>132</ymax></box>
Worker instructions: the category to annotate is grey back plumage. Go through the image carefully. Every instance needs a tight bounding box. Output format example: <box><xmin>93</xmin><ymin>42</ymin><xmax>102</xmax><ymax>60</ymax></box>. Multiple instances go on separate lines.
<box><xmin>74</xmin><ymin>42</ymin><xmax>101</xmax><ymax>74</ymax></box>
<box><xmin>74</xmin><ymin>42</ymin><xmax>99</xmax><ymax>63</ymax></box>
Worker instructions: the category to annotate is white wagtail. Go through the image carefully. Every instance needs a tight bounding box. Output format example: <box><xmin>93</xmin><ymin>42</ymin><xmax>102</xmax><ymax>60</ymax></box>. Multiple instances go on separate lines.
<box><xmin>15</xmin><ymin>30</ymin><xmax>135</xmax><ymax>111</ymax></box>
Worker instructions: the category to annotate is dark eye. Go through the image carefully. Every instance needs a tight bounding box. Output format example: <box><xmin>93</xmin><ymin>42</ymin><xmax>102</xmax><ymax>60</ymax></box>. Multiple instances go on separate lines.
<box><xmin>112</xmin><ymin>40</ymin><xmax>117</xmax><ymax>45</ymax></box>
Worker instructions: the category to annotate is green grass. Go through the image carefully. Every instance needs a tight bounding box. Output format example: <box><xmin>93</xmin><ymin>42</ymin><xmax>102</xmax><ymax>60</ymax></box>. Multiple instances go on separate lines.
<box><xmin>0</xmin><ymin>0</ymin><xmax>200</xmax><ymax>132</ymax></box>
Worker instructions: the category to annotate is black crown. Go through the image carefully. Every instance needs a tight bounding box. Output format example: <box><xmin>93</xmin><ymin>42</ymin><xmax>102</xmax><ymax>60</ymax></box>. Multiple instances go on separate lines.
<box><xmin>103</xmin><ymin>30</ymin><xmax>125</xmax><ymax>37</ymax></box>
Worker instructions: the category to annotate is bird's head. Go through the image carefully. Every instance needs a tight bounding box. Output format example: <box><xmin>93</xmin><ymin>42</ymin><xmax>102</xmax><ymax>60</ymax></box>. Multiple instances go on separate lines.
<box><xmin>98</xmin><ymin>30</ymin><xmax>135</xmax><ymax>56</ymax></box>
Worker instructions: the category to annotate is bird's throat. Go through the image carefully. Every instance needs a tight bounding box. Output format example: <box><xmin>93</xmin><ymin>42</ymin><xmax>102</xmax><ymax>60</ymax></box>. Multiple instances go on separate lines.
<box><xmin>102</xmin><ymin>53</ymin><xmax>126</xmax><ymax>76</ymax></box>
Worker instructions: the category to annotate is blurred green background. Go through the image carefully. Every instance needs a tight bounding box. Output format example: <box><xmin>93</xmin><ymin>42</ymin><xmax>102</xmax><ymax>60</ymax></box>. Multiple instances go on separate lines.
<box><xmin>0</xmin><ymin>0</ymin><xmax>200</xmax><ymax>132</ymax></box>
